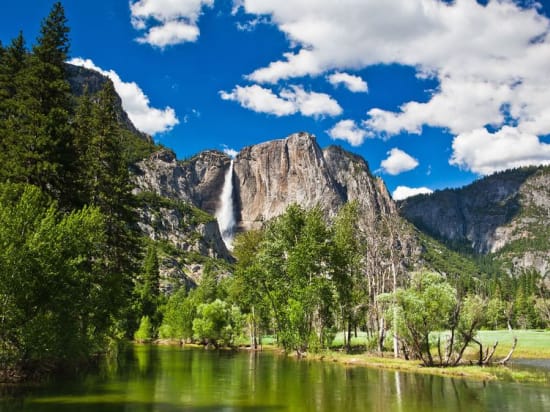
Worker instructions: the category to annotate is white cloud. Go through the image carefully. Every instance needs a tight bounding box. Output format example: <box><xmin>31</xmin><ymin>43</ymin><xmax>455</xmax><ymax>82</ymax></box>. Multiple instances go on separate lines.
<box><xmin>281</xmin><ymin>85</ymin><xmax>342</xmax><ymax>117</ymax></box>
<box><xmin>219</xmin><ymin>84</ymin><xmax>342</xmax><ymax>118</ymax></box>
<box><xmin>222</xmin><ymin>145</ymin><xmax>239</xmax><ymax>158</ymax></box>
<box><xmin>219</xmin><ymin>85</ymin><xmax>296</xmax><ymax>116</ymax></box>
<box><xmin>328</xmin><ymin>119</ymin><xmax>369</xmax><ymax>146</ymax></box>
<box><xmin>69</xmin><ymin>58</ymin><xmax>179</xmax><ymax>135</ymax></box>
<box><xmin>136</xmin><ymin>20</ymin><xmax>199</xmax><ymax>47</ymax></box>
<box><xmin>380</xmin><ymin>148</ymin><xmax>419</xmax><ymax>175</ymax></box>
<box><xmin>327</xmin><ymin>72</ymin><xmax>368</xmax><ymax>93</ymax></box>
<box><xmin>450</xmin><ymin>126</ymin><xmax>550</xmax><ymax>175</ymax></box>
<box><xmin>130</xmin><ymin>0</ymin><xmax>213</xmax><ymax>47</ymax></box>
<box><xmin>392</xmin><ymin>186</ymin><xmax>433</xmax><ymax>201</ymax></box>
<box><xmin>240</xmin><ymin>0</ymin><xmax>550</xmax><ymax>171</ymax></box>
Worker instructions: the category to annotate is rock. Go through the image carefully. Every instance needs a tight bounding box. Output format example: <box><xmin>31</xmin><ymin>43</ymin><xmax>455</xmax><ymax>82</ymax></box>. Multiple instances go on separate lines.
<box><xmin>66</xmin><ymin>63</ymin><xmax>152</xmax><ymax>143</ymax></box>
<box><xmin>399</xmin><ymin>166</ymin><xmax>550</xmax><ymax>273</ymax></box>
<box><xmin>233</xmin><ymin>132</ymin><xmax>342</xmax><ymax>230</ymax></box>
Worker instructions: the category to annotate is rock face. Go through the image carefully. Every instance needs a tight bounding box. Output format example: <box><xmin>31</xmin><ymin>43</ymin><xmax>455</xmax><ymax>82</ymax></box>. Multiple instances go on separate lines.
<box><xmin>233</xmin><ymin>132</ymin><xmax>397</xmax><ymax>232</ymax></box>
<box><xmin>133</xmin><ymin>149</ymin><xmax>233</xmax><ymax>288</ymax></box>
<box><xmin>134</xmin><ymin>149</ymin><xmax>230</xmax><ymax>214</ymax></box>
<box><xmin>133</xmin><ymin>132</ymin><xmax>410</xmax><ymax>267</ymax></box>
<box><xmin>234</xmin><ymin>133</ymin><xmax>342</xmax><ymax>230</ymax></box>
<box><xmin>66</xmin><ymin>63</ymin><xmax>152</xmax><ymax>143</ymax></box>
<box><xmin>399</xmin><ymin>166</ymin><xmax>550</xmax><ymax>273</ymax></box>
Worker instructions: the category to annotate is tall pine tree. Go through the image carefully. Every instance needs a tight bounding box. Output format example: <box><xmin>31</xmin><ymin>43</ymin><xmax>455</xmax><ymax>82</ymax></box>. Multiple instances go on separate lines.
<box><xmin>0</xmin><ymin>32</ymin><xmax>29</xmax><ymax>184</ymax></box>
<box><xmin>85</xmin><ymin>80</ymin><xmax>140</xmax><ymax>334</ymax></box>
<box><xmin>0</xmin><ymin>3</ymin><xmax>75</xmax><ymax>206</ymax></box>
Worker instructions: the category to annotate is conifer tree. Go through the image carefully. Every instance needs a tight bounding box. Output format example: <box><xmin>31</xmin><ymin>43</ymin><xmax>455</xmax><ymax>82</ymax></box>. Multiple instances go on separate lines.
<box><xmin>137</xmin><ymin>245</ymin><xmax>162</xmax><ymax>331</ymax></box>
<box><xmin>0</xmin><ymin>2</ymin><xmax>75</xmax><ymax>205</ymax></box>
<box><xmin>86</xmin><ymin>80</ymin><xmax>140</xmax><ymax>332</ymax></box>
<box><xmin>0</xmin><ymin>33</ymin><xmax>28</xmax><ymax>184</ymax></box>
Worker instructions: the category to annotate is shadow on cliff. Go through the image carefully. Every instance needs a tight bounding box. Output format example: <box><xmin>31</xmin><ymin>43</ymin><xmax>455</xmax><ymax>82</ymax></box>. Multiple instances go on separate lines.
<box><xmin>398</xmin><ymin>166</ymin><xmax>541</xmax><ymax>254</ymax></box>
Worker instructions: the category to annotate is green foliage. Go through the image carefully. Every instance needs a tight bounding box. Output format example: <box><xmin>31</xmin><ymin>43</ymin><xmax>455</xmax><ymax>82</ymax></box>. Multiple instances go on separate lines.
<box><xmin>0</xmin><ymin>4</ymin><xmax>157</xmax><ymax>377</ymax></box>
<box><xmin>0</xmin><ymin>2</ymin><xmax>76</xmax><ymax>205</ymax></box>
<box><xmin>134</xmin><ymin>245</ymin><xmax>163</xmax><ymax>336</ymax></box>
<box><xmin>232</xmin><ymin>204</ymin><xmax>336</xmax><ymax>354</ymax></box>
<box><xmin>135</xmin><ymin>191</ymin><xmax>215</xmax><ymax>225</ymax></box>
<box><xmin>134</xmin><ymin>316</ymin><xmax>153</xmax><ymax>343</ymax></box>
<box><xmin>331</xmin><ymin>202</ymin><xmax>366</xmax><ymax>352</ymax></box>
<box><xmin>0</xmin><ymin>183</ymin><xmax>121</xmax><ymax>371</ymax></box>
<box><xmin>192</xmin><ymin>299</ymin><xmax>244</xmax><ymax>347</ymax></box>
<box><xmin>158</xmin><ymin>288</ymin><xmax>194</xmax><ymax>340</ymax></box>
<box><xmin>384</xmin><ymin>272</ymin><xmax>457</xmax><ymax>366</ymax></box>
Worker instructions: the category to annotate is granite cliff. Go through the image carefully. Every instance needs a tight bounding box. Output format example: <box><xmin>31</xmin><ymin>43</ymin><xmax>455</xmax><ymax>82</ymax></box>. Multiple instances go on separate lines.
<box><xmin>399</xmin><ymin>166</ymin><xmax>550</xmax><ymax>274</ymax></box>
<box><xmin>133</xmin><ymin>132</ymin><xmax>419</xmax><ymax>284</ymax></box>
<box><xmin>135</xmin><ymin>132</ymin><xmax>404</xmax><ymax>237</ymax></box>
<box><xmin>233</xmin><ymin>132</ymin><xmax>396</xmax><ymax>232</ymax></box>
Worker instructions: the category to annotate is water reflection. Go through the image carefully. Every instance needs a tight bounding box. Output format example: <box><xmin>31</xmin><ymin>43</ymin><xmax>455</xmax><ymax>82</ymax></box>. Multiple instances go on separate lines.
<box><xmin>1</xmin><ymin>345</ymin><xmax>549</xmax><ymax>411</ymax></box>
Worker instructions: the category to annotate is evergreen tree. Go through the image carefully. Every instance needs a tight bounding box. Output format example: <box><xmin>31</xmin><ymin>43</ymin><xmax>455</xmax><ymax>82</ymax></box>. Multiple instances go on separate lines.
<box><xmin>0</xmin><ymin>32</ymin><xmax>26</xmax><ymax>102</ymax></box>
<box><xmin>85</xmin><ymin>80</ymin><xmax>140</xmax><ymax>334</ymax></box>
<box><xmin>0</xmin><ymin>3</ymin><xmax>74</xmax><ymax>205</ymax></box>
<box><xmin>0</xmin><ymin>33</ymin><xmax>28</xmax><ymax>184</ymax></box>
<box><xmin>71</xmin><ymin>90</ymin><xmax>95</xmax><ymax>207</ymax></box>
<box><xmin>136</xmin><ymin>245</ymin><xmax>162</xmax><ymax>332</ymax></box>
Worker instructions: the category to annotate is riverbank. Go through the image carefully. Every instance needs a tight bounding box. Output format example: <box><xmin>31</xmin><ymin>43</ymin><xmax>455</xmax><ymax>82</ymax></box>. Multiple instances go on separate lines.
<box><xmin>303</xmin><ymin>351</ymin><xmax>549</xmax><ymax>384</ymax></box>
<box><xmin>152</xmin><ymin>338</ymin><xmax>550</xmax><ymax>384</ymax></box>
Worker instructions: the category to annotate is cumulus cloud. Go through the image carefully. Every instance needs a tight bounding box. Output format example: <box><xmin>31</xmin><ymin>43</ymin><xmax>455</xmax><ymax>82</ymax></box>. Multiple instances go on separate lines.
<box><xmin>240</xmin><ymin>0</ymin><xmax>550</xmax><ymax>170</ymax></box>
<box><xmin>222</xmin><ymin>145</ymin><xmax>239</xmax><ymax>158</ymax></box>
<box><xmin>219</xmin><ymin>85</ymin><xmax>296</xmax><ymax>116</ymax></box>
<box><xmin>219</xmin><ymin>84</ymin><xmax>342</xmax><ymax>118</ymax></box>
<box><xmin>69</xmin><ymin>58</ymin><xmax>179</xmax><ymax>135</ymax></box>
<box><xmin>327</xmin><ymin>72</ymin><xmax>368</xmax><ymax>93</ymax></box>
<box><xmin>380</xmin><ymin>148</ymin><xmax>419</xmax><ymax>175</ymax></box>
<box><xmin>450</xmin><ymin>126</ymin><xmax>550</xmax><ymax>175</ymax></box>
<box><xmin>130</xmin><ymin>0</ymin><xmax>213</xmax><ymax>47</ymax></box>
<box><xmin>328</xmin><ymin>119</ymin><xmax>369</xmax><ymax>146</ymax></box>
<box><xmin>392</xmin><ymin>186</ymin><xmax>433</xmax><ymax>201</ymax></box>
<box><xmin>281</xmin><ymin>85</ymin><xmax>342</xmax><ymax>117</ymax></box>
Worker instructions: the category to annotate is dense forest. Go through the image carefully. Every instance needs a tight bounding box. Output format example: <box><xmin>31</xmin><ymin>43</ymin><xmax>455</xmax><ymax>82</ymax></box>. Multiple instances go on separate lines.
<box><xmin>0</xmin><ymin>2</ymin><xmax>157</xmax><ymax>381</ymax></box>
<box><xmin>1</xmin><ymin>2</ymin><xmax>549</xmax><ymax>382</ymax></box>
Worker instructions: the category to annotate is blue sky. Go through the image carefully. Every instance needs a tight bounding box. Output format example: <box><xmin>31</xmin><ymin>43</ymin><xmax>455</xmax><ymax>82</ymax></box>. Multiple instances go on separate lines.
<box><xmin>2</xmin><ymin>0</ymin><xmax>550</xmax><ymax>199</ymax></box>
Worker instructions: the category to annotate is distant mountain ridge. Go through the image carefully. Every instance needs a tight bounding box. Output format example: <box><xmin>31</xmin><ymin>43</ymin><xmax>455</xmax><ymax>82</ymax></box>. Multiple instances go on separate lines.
<box><xmin>399</xmin><ymin>166</ymin><xmax>550</xmax><ymax>274</ymax></box>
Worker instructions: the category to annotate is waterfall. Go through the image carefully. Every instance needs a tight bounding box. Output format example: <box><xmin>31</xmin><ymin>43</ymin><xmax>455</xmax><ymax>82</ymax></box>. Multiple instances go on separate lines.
<box><xmin>215</xmin><ymin>159</ymin><xmax>236</xmax><ymax>250</ymax></box>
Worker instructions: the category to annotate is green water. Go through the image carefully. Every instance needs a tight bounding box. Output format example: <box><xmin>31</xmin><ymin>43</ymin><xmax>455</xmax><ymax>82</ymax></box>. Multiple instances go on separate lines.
<box><xmin>1</xmin><ymin>345</ymin><xmax>549</xmax><ymax>411</ymax></box>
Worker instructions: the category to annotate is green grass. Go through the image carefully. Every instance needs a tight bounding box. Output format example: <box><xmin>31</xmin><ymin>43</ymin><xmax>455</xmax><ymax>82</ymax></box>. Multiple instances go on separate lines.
<box><xmin>474</xmin><ymin>329</ymin><xmax>550</xmax><ymax>358</ymax></box>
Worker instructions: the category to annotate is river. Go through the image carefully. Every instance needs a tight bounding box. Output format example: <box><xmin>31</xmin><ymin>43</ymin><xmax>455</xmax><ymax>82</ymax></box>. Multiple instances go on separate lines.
<box><xmin>1</xmin><ymin>345</ymin><xmax>549</xmax><ymax>411</ymax></box>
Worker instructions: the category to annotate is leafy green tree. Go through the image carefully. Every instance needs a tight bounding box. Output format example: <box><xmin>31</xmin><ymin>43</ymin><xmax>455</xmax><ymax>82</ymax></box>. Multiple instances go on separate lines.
<box><xmin>192</xmin><ymin>299</ymin><xmax>244</xmax><ymax>348</ymax></box>
<box><xmin>230</xmin><ymin>230</ymin><xmax>269</xmax><ymax>348</ymax></box>
<box><xmin>486</xmin><ymin>295</ymin><xmax>508</xmax><ymax>329</ymax></box>
<box><xmin>254</xmin><ymin>204</ymin><xmax>335</xmax><ymax>354</ymax></box>
<box><xmin>331</xmin><ymin>202</ymin><xmax>365</xmax><ymax>353</ymax></box>
<box><xmin>134</xmin><ymin>316</ymin><xmax>153</xmax><ymax>343</ymax></box>
<box><xmin>0</xmin><ymin>183</ymin><xmax>118</xmax><ymax>374</ymax></box>
<box><xmin>384</xmin><ymin>272</ymin><xmax>457</xmax><ymax>366</ymax></box>
<box><xmin>158</xmin><ymin>288</ymin><xmax>194</xmax><ymax>340</ymax></box>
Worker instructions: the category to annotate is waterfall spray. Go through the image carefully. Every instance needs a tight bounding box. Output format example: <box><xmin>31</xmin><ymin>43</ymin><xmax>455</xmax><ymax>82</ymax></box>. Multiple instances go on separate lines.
<box><xmin>215</xmin><ymin>159</ymin><xmax>236</xmax><ymax>250</ymax></box>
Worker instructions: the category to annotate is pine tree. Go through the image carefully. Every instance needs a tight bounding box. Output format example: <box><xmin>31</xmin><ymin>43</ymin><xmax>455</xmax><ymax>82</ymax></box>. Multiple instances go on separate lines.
<box><xmin>0</xmin><ymin>33</ymin><xmax>28</xmax><ymax>184</ymax></box>
<box><xmin>86</xmin><ymin>80</ymin><xmax>140</xmax><ymax>333</ymax></box>
<box><xmin>1</xmin><ymin>2</ymin><xmax>75</xmax><ymax>205</ymax></box>
<box><xmin>137</xmin><ymin>245</ymin><xmax>162</xmax><ymax>332</ymax></box>
<box><xmin>0</xmin><ymin>32</ymin><xmax>26</xmax><ymax>102</ymax></box>
<box><xmin>71</xmin><ymin>89</ymin><xmax>95</xmax><ymax>207</ymax></box>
